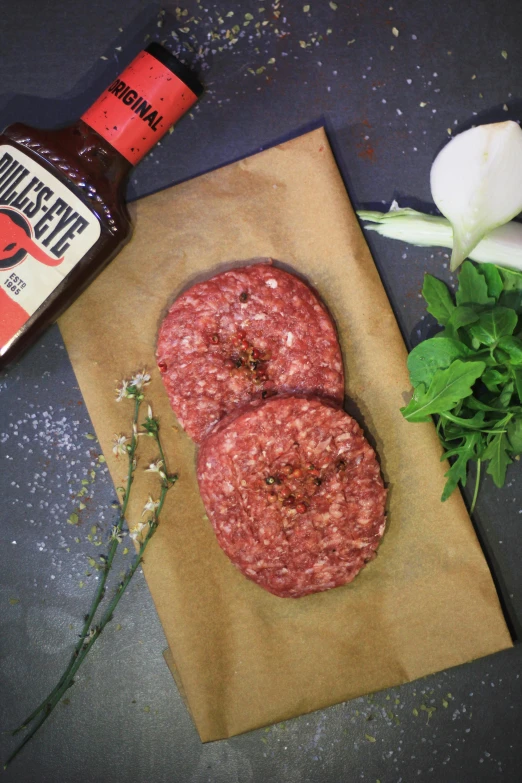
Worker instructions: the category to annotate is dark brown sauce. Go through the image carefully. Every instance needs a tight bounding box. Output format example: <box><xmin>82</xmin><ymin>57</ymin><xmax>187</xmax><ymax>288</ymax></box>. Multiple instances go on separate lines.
<box><xmin>0</xmin><ymin>120</ymin><xmax>131</xmax><ymax>370</ymax></box>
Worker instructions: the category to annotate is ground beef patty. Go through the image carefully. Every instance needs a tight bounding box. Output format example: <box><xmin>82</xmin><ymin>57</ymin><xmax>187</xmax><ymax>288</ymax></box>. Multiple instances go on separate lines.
<box><xmin>156</xmin><ymin>262</ymin><xmax>344</xmax><ymax>443</ymax></box>
<box><xmin>197</xmin><ymin>396</ymin><xmax>387</xmax><ymax>598</ymax></box>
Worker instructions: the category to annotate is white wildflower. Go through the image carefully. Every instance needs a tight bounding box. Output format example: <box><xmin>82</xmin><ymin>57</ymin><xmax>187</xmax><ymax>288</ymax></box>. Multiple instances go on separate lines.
<box><xmin>115</xmin><ymin>380</ymin><xmax>129</xmax><ymax>402</ymax></box>
<box><xmin>145</xmin><ymin>459</ymin><xmax>167</xmax><ymax>480</ymax></box>
<box><xmin>142</xmin><ymin>496</ymin><xmax>160</xmax><ymax>517</ymax></box>
<box><xmin>110</xmin><ymin>525</ymin><xmax>125</xmax><ymax>543</ymax></box>
<box><xmin>130</xmin><ymin>371</ymin><xmax>151</xmax><ymax>390</ymax></box>
<box><xmin>129</xmin><ymin>521</ymin><xmax>147</xmax><ymax>541</ymax></box>
<box><xmin>112</xmin><ymin>434</ymin><xmax>130</xmax><ymax>457</ymax></box>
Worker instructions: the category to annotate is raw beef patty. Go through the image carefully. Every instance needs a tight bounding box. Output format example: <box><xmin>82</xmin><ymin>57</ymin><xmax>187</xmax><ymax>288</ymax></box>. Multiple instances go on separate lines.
<box><xmin>156</xmin><ymin>262</ymin><xmax>344</xmax><ymax>443</ymax></box>
<box><xmin>197</xmin><ymin>395</ymin><xmax>387</xmax><ymax>598</ymax></box>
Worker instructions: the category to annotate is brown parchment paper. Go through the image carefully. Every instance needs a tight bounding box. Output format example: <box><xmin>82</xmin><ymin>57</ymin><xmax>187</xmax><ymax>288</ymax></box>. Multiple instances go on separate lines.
<box><xmin>58</xmin><ymin>127</ymin><xmax>512</xmax><ymax>742</ymax></box>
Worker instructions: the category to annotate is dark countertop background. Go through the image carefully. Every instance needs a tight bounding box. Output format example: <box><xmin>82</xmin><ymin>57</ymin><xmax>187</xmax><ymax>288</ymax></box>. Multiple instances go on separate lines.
<box><xmin>1</xmin><ymin>1</ymin><xmax>521</xmax><ymax>781</ymax></box>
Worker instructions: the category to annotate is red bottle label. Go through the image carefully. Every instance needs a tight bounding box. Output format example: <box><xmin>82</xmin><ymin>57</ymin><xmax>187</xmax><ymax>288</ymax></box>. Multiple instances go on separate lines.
<box><xmin>81</xmin><ymin>51</ymin><xmax>199</xmax><ymax>165</ymax></box>
<box><xmin>0</xmin><ymin>145</ymin><xmax>101</xmax><ymax>355</ymax></box>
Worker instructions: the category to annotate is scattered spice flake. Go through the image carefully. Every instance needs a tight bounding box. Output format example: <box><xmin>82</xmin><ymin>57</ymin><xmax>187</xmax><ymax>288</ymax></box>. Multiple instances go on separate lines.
<box><xmin>85</xmin><ymin>433</ymin><xmax>96</xmax><ymax>440</ymax></box>
<box><xmin>245</xmin><ymin>12</ymin><xmax>254</xmax><ymax>19</ymax></box>
<box><xmin>419</xmin><ymin>101</ymin><xmax>427</xmax><ymax>107</ymax></box>
<box><xmin>100</xmin><ymin>55</ymin><xmax>108</xmax><ymax>61</ymax></box>
<box><xmin>471</xmin><ymin>74</ymin><xmax>476</xmax><ymax>80</ymax></box>
<box><xmin>503</xmin><ymin>104</ymin><xmax>509</xmax><ymax>111</ymax></box>
<box><xmin>303</xmin><ymin>3</ymin><xmax>310</xmax><ymax>10</ymax></box>
<box><xmin>67</xmin><ymin>513</ymin><xmax>79</xmax><ymax>526</ymax></box>
<box><xmin>123</xmin><ymin>547</ymin><xmax>129</xmax><ymax>555</ymax></box>
<box><xmin>412</xmin><ymin>708</ymin><xmax>419</xmax><ymax>716</ymax></box>
<box><xmin>98</xmin><ymin>455</ymin><xmax>106</xmax><ymax>463</ymax></box>
<box><xmin>9</xmin><ymin>598</ymin><xmax>20</xmax><ymax>605</ymax></box>
<box><xmin>442</xmin><ymin>699</ymin><xmax>449</xmax><ymax>708</ymax></box>
<box><xmin>143</xmin><ymin>705</ymin><xmax>151</xmax><ymax>713</ymax></box>
<box><xmin>365</xmin><ymin>734</ymin><xmax>376</xmax><ymax>742</ymax></box>
<box><xmin>116</xmin><ymin>623</ymin><xmax>122</xmax><ymax>631</ymax></box>
<box><xmin>392</xmin><ymin>26</ymin><xmax>399</xmax><ymax>36</ymax></box>
<box><xmin>329</xmin><ymin>1</ymin><xmax>338</xmax><ymax>8</ymax></box>
<box><xmin>501</xmin><ymin>50</ymin><xmax>508</xmax><ymax>59</ymax></box>
<box><xmin>347</xmin><ymin>38</ymin><xmax>355</xmax><ymax>45</ymax></box>
<box><xmin>268</xmin><ymin>57</ymin><xmax>276</xmax><ymax>64</ymax></box>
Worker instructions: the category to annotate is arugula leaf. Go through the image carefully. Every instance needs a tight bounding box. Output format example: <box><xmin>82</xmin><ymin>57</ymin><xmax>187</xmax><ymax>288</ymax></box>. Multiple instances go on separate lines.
<box><xmin>497</xmin><ymin>335</ymin><xmax>522</xmax><ymax>364</ymax></box>
<box><xmin>456</xmin><ymin>261</ymin><xmax>495</xmax><ymax>306</ymax></box>
<box><xmin>497</xmin><ymin>379</ymin><xmax>515</xmax><ymax>409</ymax></box>
<box><xmin>482</xmin><ymin>367</ymin><xmax>510</xmax><ymax>392</ymax></box>
<box><xmin>499</xmin><ymin>266</ymin><xmax>522</xmax><ymax>291</ymax></box>
<box><xmin>512</xmin><ymin>366</ymin><xmax>522</xmax><ymax>404</ymax></box>
<box><xmin>466</xmin><ymin>396</ymin><xmax>509</xmax><ymax>413</ymax></box>
<box><xmin>441</xmin><ymin>432</ymin><xmax>482</xmax><ymax>501</ymax></box>
<box><xmin>406</xmin><ymin>337</ymin><xmax>471</xmax><ymax>388</ymax></box>
<box><xmin>439</xmin><ymin>409</ymin><xmax>485</xmax><ymax>431</ymax></box>
<box><xmin>448</xmin><ymin>305</ymin><xmax>481</xmax><ymax>331</ymax></box>
<box><xmin>401</xmin><ymin>359</ymin><xmax>485</xmax><ymax>422</ymax></box>
<box><xmin>405</xmin><ymin>261</ymin><xmax>522</xmax><ymax>505</ymax></box>
<box><xmin>422</xmin><ymin>274</ymin><xmax>455</xmax><ymax>326</ymax></box>
<box><xmin>468</xmin><ymin>307</ymin><xmax>518</xmax><ymax>346</ymax></box>
<box><xmin>507</xmin><ymin>416</ymin><xmax>522</xmax><ymax>454</ymax></box>
<box><xmin>483</xmin><ymin>431</ymin><xmax>512</xmax><ymax>488</ymax></box>
<box><xmin>476</xmin><ymin>263</ymin><xmax>503</xmax><ymax>301</ymax></box>
<box><xmin>498</xmin><ymin>267</ymin><xmax>522</xmax><ymax>312</ymax></box>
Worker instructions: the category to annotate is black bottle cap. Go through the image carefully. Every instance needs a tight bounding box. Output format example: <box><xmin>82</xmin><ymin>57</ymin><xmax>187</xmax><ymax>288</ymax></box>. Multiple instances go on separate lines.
<box><xmin>146</xmin><ymin>43</ymin><xmax>204</xmax><ymax>98</ymax></box>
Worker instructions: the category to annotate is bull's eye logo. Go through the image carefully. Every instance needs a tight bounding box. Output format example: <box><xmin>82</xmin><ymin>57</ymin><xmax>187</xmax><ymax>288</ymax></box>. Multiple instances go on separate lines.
<box><xmin>0</xmin><ymin>208</ymin><xmax>63</xmax><ymax>271</ymax></box>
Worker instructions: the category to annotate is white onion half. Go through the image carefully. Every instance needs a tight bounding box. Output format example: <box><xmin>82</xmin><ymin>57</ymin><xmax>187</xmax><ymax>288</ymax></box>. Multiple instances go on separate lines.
<box><xmin>430</xmin><ymin>121</ymin><xmax>522</xmax><ymax>271</ymax></box>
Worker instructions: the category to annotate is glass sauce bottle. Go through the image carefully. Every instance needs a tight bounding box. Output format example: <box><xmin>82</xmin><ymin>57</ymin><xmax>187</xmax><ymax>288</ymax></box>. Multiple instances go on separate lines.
<box><xmin>0</xmin><ymin>43</ymin><xmax>203</xmax><ymax>370</ymax></box>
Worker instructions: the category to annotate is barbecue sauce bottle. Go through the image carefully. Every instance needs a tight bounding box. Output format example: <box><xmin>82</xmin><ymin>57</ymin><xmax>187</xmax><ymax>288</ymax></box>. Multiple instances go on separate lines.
<box><xmin>0</xmin><ymin>43</ymin><xmax>203</xmax><ymax>369</ymax></box>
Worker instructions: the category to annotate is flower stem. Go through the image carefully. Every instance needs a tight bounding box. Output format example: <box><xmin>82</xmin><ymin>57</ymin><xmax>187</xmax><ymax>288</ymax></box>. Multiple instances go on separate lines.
<box><xmin>12</xmin><ymin>397</ymin><xmax>143</xmax><ymax>737</ymax></box>
<box><xmin>5</xmin><ymin>417</ymin><xmax>175</xmax><ymax>769</ymax></box>
<box><xmin>4</xmin><ymin>513</ymin><xmax>163</xmax><ymax>771</ymax></box>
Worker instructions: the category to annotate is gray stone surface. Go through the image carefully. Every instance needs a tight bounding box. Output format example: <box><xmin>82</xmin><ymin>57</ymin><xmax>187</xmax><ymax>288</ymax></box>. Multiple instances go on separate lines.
<box><xmin>1</xmin><ymin>1</ymin><xmax>521</xmax><ymax>781</ymax></box>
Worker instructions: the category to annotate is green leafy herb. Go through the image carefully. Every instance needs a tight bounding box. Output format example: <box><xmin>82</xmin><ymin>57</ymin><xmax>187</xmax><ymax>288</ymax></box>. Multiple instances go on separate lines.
<box><xmin>455</xmin><ymin>261</ymin><xmax>494</xmax><ymax>306</ymax></box>
<box><xmin>421</xmin><ymin>274</ymin><xmax>455</xmax><ymax>325</ymax></box>
<box><xmin>401</xmin><ymin>360</ymin><xmax>485</xmax><ymax>423</ymax></box>
<box><xmin>406</xmin><ymin>338</ymin><xmax>470</xmax><ymax>387</ymax></box>
<box><xmin>402</xmin><ymin>264</ymin><xmax>522</xmax><ymax>507</ymax></box>
<box><xmin>482</xmin><ymin>431</ymin><xmax>512</xmax><ymax>487</ymax></box>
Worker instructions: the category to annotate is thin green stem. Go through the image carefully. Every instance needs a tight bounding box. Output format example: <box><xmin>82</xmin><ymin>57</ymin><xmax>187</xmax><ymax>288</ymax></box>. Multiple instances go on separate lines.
<box><xmin>4</xmin><ymin>522</ymin><xmax>157</xmax><ymax>771</ymax></box>
<box><xmin>4</xmin><ymin>396</ymin><xmax>177</xmax><ymax>771</ymax></box>
<box><xmin>12</xmin><ymin>396</ymin><xmax>142</xmax><ymax>735</ymax></box>
<box><xmin>470</xmin><ymin>459</ymin><xmax>481</xmax><ymax>514</ymax></box>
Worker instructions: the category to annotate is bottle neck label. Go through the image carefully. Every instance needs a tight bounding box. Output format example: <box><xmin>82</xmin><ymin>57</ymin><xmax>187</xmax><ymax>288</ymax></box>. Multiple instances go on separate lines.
<box><xmin>0</xmin><ymin>144</ymin><xmax>101</xmax><ymax>355</ymax></box>
<box><xmin>81</xmin><ymin>50</ymin><xmax>199</xmax><ymax>165</ymax></box>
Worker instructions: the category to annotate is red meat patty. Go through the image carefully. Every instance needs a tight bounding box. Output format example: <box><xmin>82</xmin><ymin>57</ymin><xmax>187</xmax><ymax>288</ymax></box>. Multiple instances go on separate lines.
<box><xmin>156</xmin><ymin>262</ymin><xmax>344</xmax><ymax>443</ymax></box>
<box><xmin>197</xmin><ymin>395</ymin><xmax>387</xmax><ymax>598</ymax></box>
